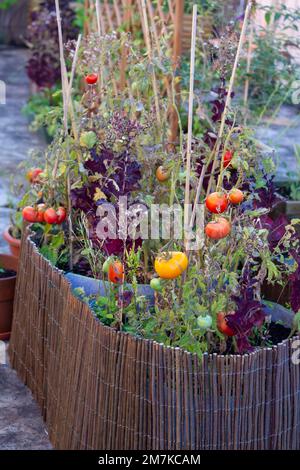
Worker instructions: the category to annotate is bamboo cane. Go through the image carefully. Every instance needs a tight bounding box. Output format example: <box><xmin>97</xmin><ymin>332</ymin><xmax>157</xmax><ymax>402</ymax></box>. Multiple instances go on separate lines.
<box><xmin>84</xmin><ymin>0</ymin><xmax>90</xmax><ymax>36</ymax></box>
<box><xmin>66</xmin><ymin>35</ymin><xmax>81</xmax><ymax>141</ymax></box>
<box><xmin>206</xmin><ymin>1</ymin><xmax>252</xmax><ymax>195</ymax></box>
<box><xmin>55</xmin><ymin>0</ymin><xmax>76</xmax><ymax>271</ymax></box>
<box><xmin>243</xmin><ymin>22</ymin><xmax>254</xmax><ymax>125</ymax></box>
<box><xmin>140</xmin><ymin>0</ymin><xmax>161</xmax><ymax>125</ymax></box>
<box><xmin>95</xmin><ymin>0</ymin><xmax>102</xmax><ymax>35</ymax></box>
<box><xmin>95</xmin><ymin>0</ymin><xmax>105</xmax><ymax>99</ymax></box>
<box><xmin>55</xmin><ymin>0</ymin><xmax>68</xmax><ymax>130</ymax></box>
<box><xmin>184</xmin><ymin>4</ymin><xmax>197</xmax><ymax>248</ymax></box>
<box><xmin>145</xmin><ymin>0</ymin><xmax>173</xmax><ymax>122</ymax></box>
<box><xmin>167</xmin><ymin>0</ymin><xmax>175</xmax><ymax>23</ymax></box>
<box><xmin>156</xmin><ymin>0</ymin><xmax>167</xmax><ymax>36</ymax></box>
<box><xmin>169</xmin><ymin>0</ymin><xmax>184</xmax><ymax>147</ymax></box>
<box><xmin>119</xmin><ymin>0</ymin><xmax>132</xmax><ymax>91</ymax></box>
<box><xmin>96</xmin><ymin>0</ymin><xmax>105</xmax><ymax>33</ymax></box>
<box><xmin>113</xmin><ymin>0</ymin><xmax>122</xmax><ymax>26</ymax></box>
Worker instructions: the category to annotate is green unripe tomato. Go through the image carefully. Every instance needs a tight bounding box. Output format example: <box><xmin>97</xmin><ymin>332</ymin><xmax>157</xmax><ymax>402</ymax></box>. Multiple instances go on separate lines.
<box><xmin>230</xmin><ymin>157</ymin><xmax>240</xmax><ymax>170</ymax></box>
<box><xmin>102</xmin><ymin>257</ymin><xmax>112</xmax><ymax>274</ymax></box>
<box><xmin>197</xmin><ymin>315</ymin><xmax>212</xmax><ymax>330</ymax></box>
<box><xmin>150</xmin><ymin>278</ymin><xmax>163</xmax><ymax>292</ymax></box>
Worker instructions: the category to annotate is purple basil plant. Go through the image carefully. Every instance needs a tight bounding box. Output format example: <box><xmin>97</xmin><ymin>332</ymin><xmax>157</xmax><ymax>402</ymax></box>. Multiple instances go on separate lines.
<box><xmin>26</xmin><ymin>1</ymin><xmax>78</xmax><ymax>88</ymax></box>
<box><xmin>71</xmin><ymin>126</ymin><xmax>142</xmax><ymax>256</ymax></box>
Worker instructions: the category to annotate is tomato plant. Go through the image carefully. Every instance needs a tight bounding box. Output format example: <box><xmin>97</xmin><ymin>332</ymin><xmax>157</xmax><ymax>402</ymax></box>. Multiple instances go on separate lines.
<box><xmin>22</xmin><ymin>206</ymin><xmax>37</xmax><ymax>223</ymax></box>
<box><xmin>223</xmin><ymin>150</ymin><xmax>233</xmax><ymax>168</ymax></box>
<box><xmin>154</xmin><ymin>252</ymin><xmax>188</xmax><ymax>279</ymax></box>
<box><xmin>156</xmin><ymin>166</ymin><xmax>169</xmax><ymax>182</ymax></box>
<box><xmin>197</xmin><ymin>315</ymin><xmax>212</xmax><ymax>330</ymax></box>
<box><xmin>206</xmin><ymin>192</ymin><xmax>228</xmax><ymax>214</ymax></box>
<box><xmin>108</xmin><ymin>261</ymin><xmax>124</xmax><ymax>284</ymax></box>
<box><xmin>36</xmin><ymin>203</ymin><xmax>46</xmax><ymax>222</ymax></box>
<box><xmin>85</xmin><ymin>73</ymin><xmax>98</xmax><ymax>85</ymax></box>
<box><xmin>150</xmin><ymin>278</ymin><xmax>163</xmax><ymax>292</ymax></box>
<box><xmin>27</xmin><ymin>168</ymin><xmax>43</xmax><ymax>184</ymax></box>
<box><xmin>205</xmin><ymin>217</ymin><xmax>231</xmax><ymax>239</ymax></box>
<box><xmin>44</xmin><ymin>208</ymin><xmax>58</xmax><ymax>224</ymax></box>
<box><xmin>217</xmin><ymin>312</ymin><xmax>235</xmax><ymax>336</ymax></box>
<box><xmin>56</xmin><ymin>207</ymin><xmax>67</xmax><ymax>224</ymax></box>
<box><xmin>229</xmin><ymin>188</ymin><xmax>244</xmax><ymax>204</ymax></box>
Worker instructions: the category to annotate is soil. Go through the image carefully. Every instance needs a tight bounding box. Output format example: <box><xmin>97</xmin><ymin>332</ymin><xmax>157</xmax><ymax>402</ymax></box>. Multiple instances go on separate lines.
<box><xmin>268</xmin><ymin>322</ymin><xmax>291</xmax><ymax>345</ymax></box>
<box><xmin>0</xmin><ymin>269</ymin><xmax>16</xmax><ymax>279</ymax></box>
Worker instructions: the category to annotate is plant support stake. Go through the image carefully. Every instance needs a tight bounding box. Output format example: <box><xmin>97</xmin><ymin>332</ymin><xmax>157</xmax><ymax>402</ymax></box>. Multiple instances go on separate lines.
<box><xmin>207</xmin><ymin>1</ymin><xmax>252</xmax><ymax>195</ymax></box>
<box><xmin>184</xmin><ymin>4</ymin><xmax>197</xmax><ymax>248</ymax></box>
<box><xmin>140</xmin><ymin>0</ymin><xmax>161</xmax><ymax>126</ymax></box>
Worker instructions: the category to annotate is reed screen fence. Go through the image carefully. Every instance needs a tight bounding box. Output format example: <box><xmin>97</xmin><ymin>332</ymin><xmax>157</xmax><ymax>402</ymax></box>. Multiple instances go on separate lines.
<box><xmin>9</xmin><ymin>229</ymin><xmax>300</xmax><ymax>450</ymax></box>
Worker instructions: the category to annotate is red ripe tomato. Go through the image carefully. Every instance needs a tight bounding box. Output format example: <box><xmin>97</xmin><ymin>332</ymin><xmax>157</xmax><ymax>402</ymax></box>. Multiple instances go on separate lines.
<box><xmin>44</xmin><ymin>208</ymin><xmax>58</xmax><ymax>224</ymax></box>
<box><xmin>206</xmin><ymin>192</ymin><xmax>228</xmax><ymax>214</ymax></box>
<box><xmin>205</xmin><ymin>217</ymin><xmax>231</xmax><ymax>240</ymax></box>
<box><xmin>22</xmin><ymin>206</ymin><xmax>37</xmax><ymax>223</ymax></box>
<box><xmin>36</xmin><ymin>203</ymin><xmax>46</xmax><ymax>223</ymax></box>
<box><xmin>85</xmin><ymin>73</ymin><xmax>98</xmax><ymax>85</ymax></box>
<box><xmin>217</xmin><ymin>312</ymin><xmax>235</xmax><ymax>336</ymax></box>
<box><xmin>27</xmin><ymin>168</ymin><xmax>43</xmax><ymax>184</ymax></box>
<box><xmin>223</xmin><ymin>150</ymin><xmax>233</xmax><ymax>168</ymax></box>
<box><xmin>108</xmin><ymin>261</ymin><xmax>124</xmax><ymax>284</ymax></box>
<box><xmin>229</xmin><ymin>188</ymin><xmax>244</xmax><ymax>205</ymax></box>
<box><xmin>56</xmin><ymin>207</ymin><xmax>67</xmax><ymax>224</ymax></box>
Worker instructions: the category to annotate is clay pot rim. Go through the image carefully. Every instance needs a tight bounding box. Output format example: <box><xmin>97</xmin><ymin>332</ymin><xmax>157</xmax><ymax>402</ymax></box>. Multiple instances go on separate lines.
<box><xmin>0</xmin><ymin>253</ymin><xmax>18</xmax><ymax>276</ymax></box>
<box><xmin>3</xmin><ymin>226</ymin><xmax>21</xmax><ymax>248</ymax></box>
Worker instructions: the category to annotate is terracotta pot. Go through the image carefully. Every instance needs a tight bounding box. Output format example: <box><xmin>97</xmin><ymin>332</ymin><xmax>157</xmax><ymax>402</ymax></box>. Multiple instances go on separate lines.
<box><xmin>3</xmin><ymin>227</ymin><xmax>21</xmax><ymax>260</ymax></box>
<box><xmin>0</xmin><ymin>254</ymin><xmax>18</xmax><ymax>341</ymax></box>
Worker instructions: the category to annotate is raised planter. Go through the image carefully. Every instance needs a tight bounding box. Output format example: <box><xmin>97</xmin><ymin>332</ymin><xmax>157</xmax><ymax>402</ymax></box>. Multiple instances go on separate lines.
<box><xmin>65</xmin><ymin>272</ymin><xmax>155</xmax><ymax>304</ymax></box>
<box><xmin>9</xmin><ymin>229</ymin><xmax>300</xmax><ymax>450</ymax></box>
<box><xmin>0</xmin><ymin>0</ymin><xmax>30</xmax><ymax>45</ymax></box>
<box><xmin>0</xmin><ymin>253</ymin><xmax>18</xmax><ymax>341</ymax></box>
<box><xmin>3</xmin><ymin>226</ymin><xmax>21</xmax><ymax>260</ymax></box>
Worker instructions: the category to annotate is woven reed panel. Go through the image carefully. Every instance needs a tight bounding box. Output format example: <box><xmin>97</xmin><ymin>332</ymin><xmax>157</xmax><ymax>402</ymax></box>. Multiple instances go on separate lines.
<box><xmin>9</xmin><ymin>229</ymin><xmax>300</xmax><ymax>450</ymax></box>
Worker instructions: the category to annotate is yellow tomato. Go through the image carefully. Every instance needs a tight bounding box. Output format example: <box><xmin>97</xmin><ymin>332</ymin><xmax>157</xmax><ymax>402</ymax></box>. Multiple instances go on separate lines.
<box><xmin>154</xmin><ymin>251</ymin><xmax>188</xmax><ymax>279</ymax></box>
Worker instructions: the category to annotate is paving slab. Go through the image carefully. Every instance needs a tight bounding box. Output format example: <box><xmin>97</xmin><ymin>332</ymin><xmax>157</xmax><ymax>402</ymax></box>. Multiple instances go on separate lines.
<box><xmin>0</xmin><ymin>364</ymin><xmax>52</xmax><ymax>450</ymax></box>
<box><xmin>255</xmin><ymin>105</ymin><xmax>300</xmax><ymax>183</ymax></box>
<box><xmin>0</xmin><ymin>45</ymin><xmax>50</xmax><ymax>450</ymax></box>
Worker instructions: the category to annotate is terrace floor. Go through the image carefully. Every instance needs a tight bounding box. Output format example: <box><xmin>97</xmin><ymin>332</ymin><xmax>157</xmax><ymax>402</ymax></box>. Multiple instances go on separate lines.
<box><xmin>0</xmin><ymin>45</ymin><xmax>50</xmax><ymax>450</ymax></box>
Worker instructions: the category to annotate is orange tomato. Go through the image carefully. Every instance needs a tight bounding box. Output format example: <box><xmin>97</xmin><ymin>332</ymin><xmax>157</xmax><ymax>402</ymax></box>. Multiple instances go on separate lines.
<box><xmin>27</xmin><ymin>168</ymin><xmax>43</xmax><ymax>184</ymax></box>
<box><xmin>108</xmin><ymin>261</ymin><xmax>124</xmax><ymax>283</ymax></box>
<box><xmin>205</xmin><ymin>217</ymin><xmax>231</xmax><ymax>240</ymax></box>
<box><xmin>229</xmin><ymin>188</ymin><xmax>244</xmax><ymax>205</ymax></box>
<box><xmin>206</xmin><ymin>192</ymin><xmax>228</xmax><ymax>214</ymax></box>
<box><xmin>217</xmin><ymin>312</ymin><xmax>235</xmax><ymax>336</ymax></box>
<box><xmin>154</xmin><ymin>251</ymin><xmax>188</xmax><ymax>279</ymax></box>
<box><xmin>156</xmin><ymin>166</ymin><xmax>169</xmax><ymax>182</ymax></box>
